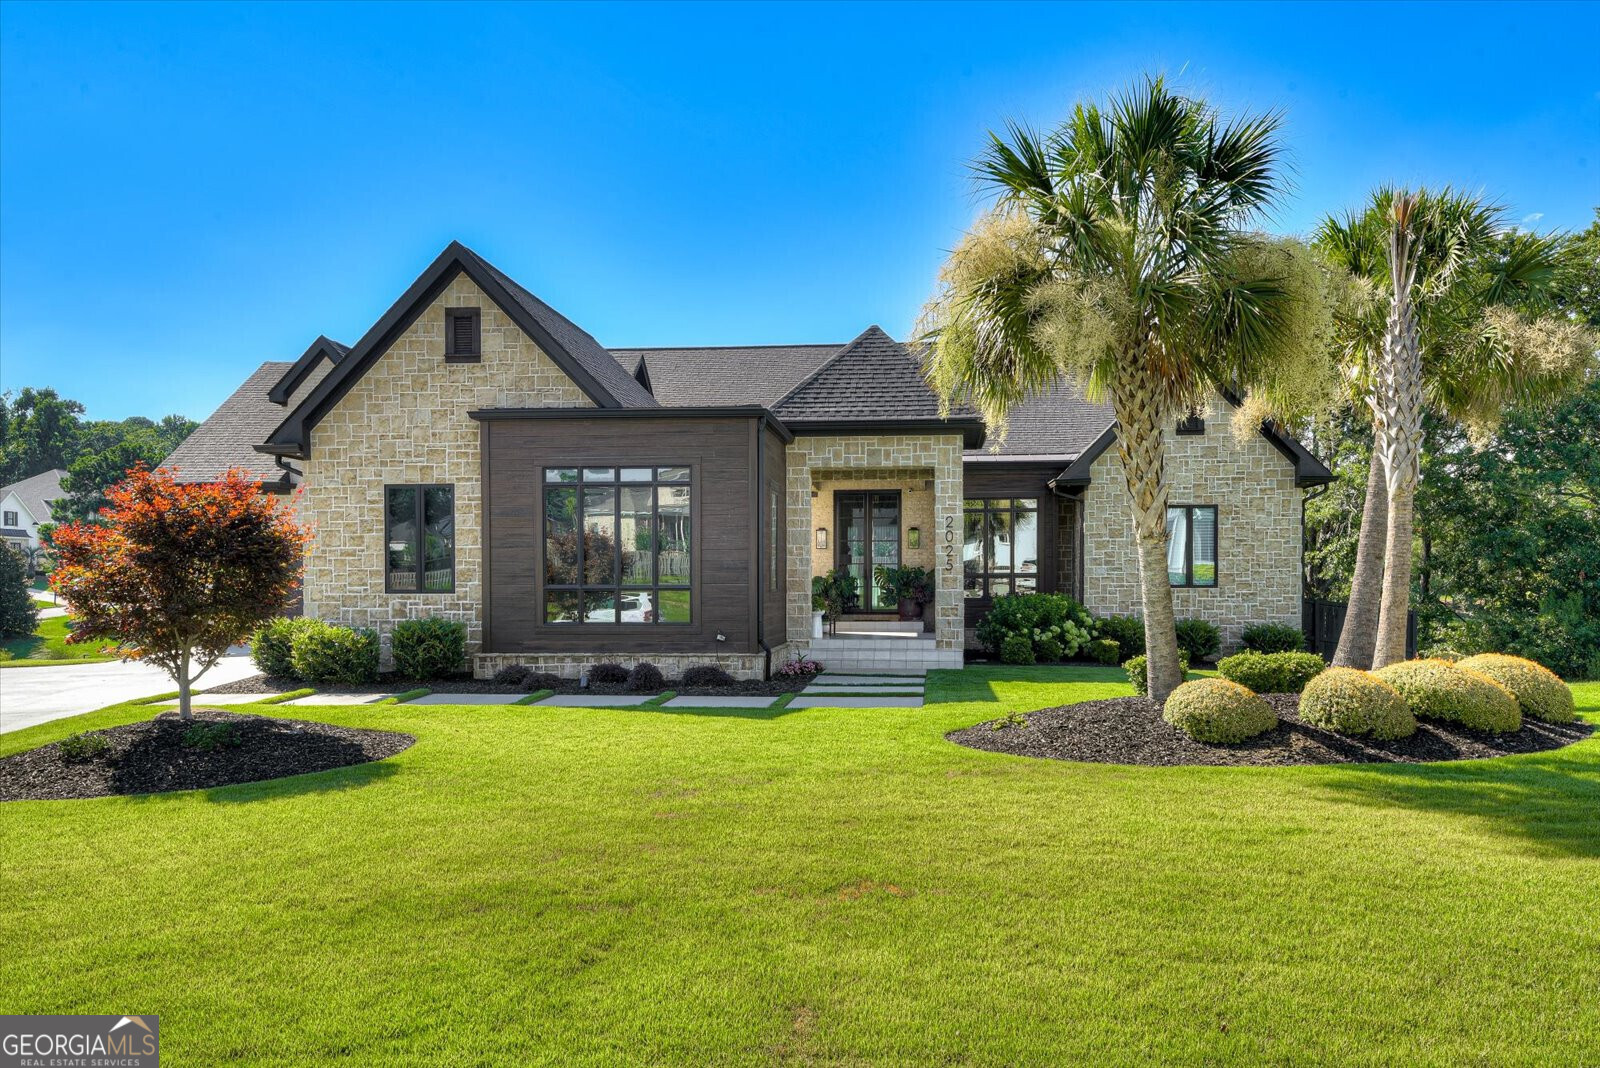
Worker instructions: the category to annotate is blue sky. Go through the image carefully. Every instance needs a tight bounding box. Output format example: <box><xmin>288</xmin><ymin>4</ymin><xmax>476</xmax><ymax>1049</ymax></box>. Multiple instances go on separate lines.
<box><xmin>2</xmin><ymin>1</ymin><xmax>1597</xmax><ymax>422</ymax></box>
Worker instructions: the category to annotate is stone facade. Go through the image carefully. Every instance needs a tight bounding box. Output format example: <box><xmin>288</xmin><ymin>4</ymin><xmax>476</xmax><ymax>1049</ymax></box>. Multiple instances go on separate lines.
<box><xmin>475</xmin><ymin>643</ymin><xmax>799</xmax><ymax>683</ymax></box>
<box><xmin>298</xmin><ymin>274</ymin><xmax>590</xmax><ymax>656</ymax></box>
<box><xmin>784</xmin><ymin>434</ymin><xmax>965</xmax><ymax>656</ymax></box>
<box><xmin>1080</xmin><ymin>394</ymin><xmax>1303</xmax><ymax>654</ymax></box>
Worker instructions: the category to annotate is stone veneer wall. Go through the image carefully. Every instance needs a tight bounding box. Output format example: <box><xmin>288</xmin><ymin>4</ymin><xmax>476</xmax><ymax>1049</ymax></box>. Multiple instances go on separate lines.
<box><xmin>299</xmin><ymin>273</ymin><xmax>590</xmax><ymax>657</ymax></box>
<box><xmin>475</xmin><ymin>644</ymin><xmax>798</xmax><ymax>683</ymax></box>
<box><xmin>785</xmin><ymin>434</ymin><xmax>965</xmax><ymax>651</ymax></box>
<box><xmin>1080</xmin><ymin>395</ymin><xmax>1302</xmax><ymax>655</ymax></box>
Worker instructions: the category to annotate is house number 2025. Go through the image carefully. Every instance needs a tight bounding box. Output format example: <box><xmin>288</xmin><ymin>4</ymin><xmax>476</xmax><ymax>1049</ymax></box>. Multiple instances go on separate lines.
<box><xmin>942</xmin><ymin>514</ymin><xmax>957</xmax><ymax>573</ymax></box>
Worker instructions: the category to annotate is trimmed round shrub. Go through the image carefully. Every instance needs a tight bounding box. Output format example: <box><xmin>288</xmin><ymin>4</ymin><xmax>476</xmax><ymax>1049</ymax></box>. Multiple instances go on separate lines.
<box><xmin>1217</xmin><ymin>650</ymin><xmax>1327</xmax><ymax>694</ymax></box>
<box><xmin>520</xmin><ymin>671</ymin><xmax>565</xmax><ymax>692</ymax></box>
<box><xmin>1240</xmin><ymin>623</ymin><xmax>1305</xmax><ymax>654</ymax></box>
<box><xmin>1034</xmin><ymin>636</ymin><xmax>1065</xmax><ymax>662</ymax></box>
<box><xmin>682</xmin><ymin>664</ymin><xmax>737</xmax><ymax>688</ymax></box>
<box><xmin>1161</xmin><ymin>678</ymin><xmax>1278</xmax><ymax>744</ymax></box>
<box><xmin>493</xmin><ymin>664</ymin><xmax>532</xmax><ymax>685</ymax></box>
<box><xmin>624</xmin><ymin>662</ymin><xmax>664</xmax><ymax>693</ymax></box>
<box><xmin>1298</xmin><ymin>667</ymin><xmax>1415</xmax><ymax>740</ymax></box>
<box><xmin>289</xmin><ymin>621</ymin><xmax>379</xmax><ymax>685</ymax></box>
<box><xmin>999</xmin><ymin>633</ymin><xmax>1035</xmax><ymax>665</ymax></box>
<box><xmin>390</xmin><ymin>617</ymin><xmax>466</xmax><ymax>680</ymax></box>
<box><xmin>1457</xmin><ymin>654</ymin><xmax>1576</xmax><ymax>724</ymax></box>
<box><xmin>1124</xmin><ymin>652</ymin><xmax>1189</xmax><ymax>697</ymax></box>
<box><xmin>977</xmin><ymin>593</ymin><xmax>1094</xmax><ymax>662</ymax></box>
<box><xmin>252</xmin><ymin>616</ymin><xmax>315</xmax><ymax>678</ymax></box>
<box><xmin>1086</xmin><ymin>637</ymin><xmax>1121</xmax><ymax>665</ymax></box>
<box><xmin>1094</xmin><ymin>614</ymin><xmax>1144</xmax><ymax>658</ymax></box>
<box><xmin>1175</xmin><ymin>619</ymin><xmax>1221</xmax><ymax>663</ymax></box>
<box><xmin>1373</xmin><ymin>659</ymin><xmax>1521</xmax><ymax>734</ymax></box>
<box><xmin>588</xmin><ymin>662</ymin><xmax>629</xmax><ymax>685</ymax></box>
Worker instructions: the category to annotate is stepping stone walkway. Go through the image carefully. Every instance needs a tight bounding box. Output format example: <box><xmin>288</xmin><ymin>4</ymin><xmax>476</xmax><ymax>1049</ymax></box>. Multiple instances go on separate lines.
<box><xmin>407</xmin><ymin>693</ymin><xmax>525</xmax><ymax>705</ymax></box>
<box><xmin>280</xmin><ymin>692</ymin><xmax>398</xmax><ymax>706</ymax></box>
<box><xmin>791</xmin><ymin>671</ymin><xmax>927</xmax><ymax>708</ymax></box>
<box><xmin>530</xmin><ymin>693</ymin><xmax>665</xmax><ymax>707</ymax></box>
<box><xmin>660</xmin><ymin>695</ymin><xmax>779</xmax><ymax>708</ymax></box>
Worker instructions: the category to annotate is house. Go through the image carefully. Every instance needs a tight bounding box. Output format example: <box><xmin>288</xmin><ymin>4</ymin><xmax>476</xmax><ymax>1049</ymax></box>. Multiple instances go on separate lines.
<box><xmin>0</xmin><ymin>468</ymin><xmax>67</xmax><ymax>566</ymax></box>
<box><xmin>169</xmin><ymin>242</ymin><xmax>1332</xmax><ymax>677</ymax></box>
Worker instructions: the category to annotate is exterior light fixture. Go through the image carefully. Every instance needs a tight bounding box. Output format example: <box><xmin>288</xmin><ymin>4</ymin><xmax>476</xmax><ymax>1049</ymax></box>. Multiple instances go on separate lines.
<box><xmin>906</xmin><ymin>527</ymin><xmax>921</xmax><ymax>549</ymax></box>
<box><xmin>815</xmin><ymin>527</ymin><xmax>828</xmax><ymax>549</ymax></box>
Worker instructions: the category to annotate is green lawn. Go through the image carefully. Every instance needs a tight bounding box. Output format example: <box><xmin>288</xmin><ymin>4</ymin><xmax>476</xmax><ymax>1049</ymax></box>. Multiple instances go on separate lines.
<box><xmin>0</xmin><ymin>614</ymin><xmax>120</xmax><ymax>666</ymax></box>
<box><xmin>2</xmin><ymin>667</ymin><xmax>1597</xmax><ymax>1066</ymax></box>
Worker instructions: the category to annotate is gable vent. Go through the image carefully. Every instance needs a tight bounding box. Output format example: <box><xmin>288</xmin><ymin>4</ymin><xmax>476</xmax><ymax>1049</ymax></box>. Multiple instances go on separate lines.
<box><xmin>445</xmin><ymin>307</ymin><xmax>481</xmax><ymax>362</ymax></box>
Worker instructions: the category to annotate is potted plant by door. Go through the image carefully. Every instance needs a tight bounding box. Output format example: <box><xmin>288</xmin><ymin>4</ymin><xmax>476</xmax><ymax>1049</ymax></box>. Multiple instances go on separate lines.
<box><xmin>811</xmin><ymin>570</ymin><xmax>860</xmax><ymax>636</ymax></box>
<box><xmin>875</xmin><ymin>565</ymin><xmax>934</xmax><ymax>623</ymax></box>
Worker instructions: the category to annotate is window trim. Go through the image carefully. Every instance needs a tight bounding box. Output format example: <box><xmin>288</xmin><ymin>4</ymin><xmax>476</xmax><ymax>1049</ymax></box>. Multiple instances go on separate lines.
<box><xmin>540</xmin><ymin>465</ymin><xmax>694</xmax><ymax>626</ymax></box>
<box><xmin>962</xmin><ymin>496</ymin><xmax>1041</xmax><ymax>602</ymax></box>
<box><xmin>444</xmin><ymin>306</ymin><xmax>482</xmax><ymax>362</ymax></box>
<box><xmin>1</xmin><ymin>510</ymin><xmax>16</xmax><ymax>527</ymax></box>
<box><xmin>384</xmin><ymin>483</ymin><xmax>456</xmax><ymax>594</ymax></box>
<box><xmin>1167</xmin><ymin>504</ymin><xmax>1218</xmax><ymax>588</ymax></box>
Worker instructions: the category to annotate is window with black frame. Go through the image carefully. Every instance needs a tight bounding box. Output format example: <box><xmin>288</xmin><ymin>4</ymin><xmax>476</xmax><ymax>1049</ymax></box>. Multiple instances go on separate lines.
<box><xmin>385</xmin><ymin>485</ymin><xmax>455</xmax><ymax>592</ymax></box>
<box><xmin>962</xmin><ymin>498</ymin><xmax>1039</xmax><ymax>600</ymax></box>
<box><xmin>543</xmin><ymin>466</ymin><xmax>692</xmax><ymax>624</ymax></box>
<box><xmin>1167</xmin><ymin>505</ymin><xmax>1217</xmax><ymax>587</ymax></box>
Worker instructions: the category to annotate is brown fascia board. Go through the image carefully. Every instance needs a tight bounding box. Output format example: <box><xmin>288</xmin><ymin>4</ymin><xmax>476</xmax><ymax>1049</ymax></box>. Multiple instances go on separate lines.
<box><xmin>267</xmin><ymin>336</ymin><xmax>348</xmax><ymax>405</ymax></box>
<box><xmin>262</xmin><ymin>242</ymin><xmax>638</xmax><ymax>459</ymax></box>
<box><xmin>467</xmin><ymin>406</ymin><xmax>796</xmax><ymax>443</ymax></box>
<box><xmin>782</xmin><ymin>417</ymin><xmax>987</xmax><ymax>450</ymax></box>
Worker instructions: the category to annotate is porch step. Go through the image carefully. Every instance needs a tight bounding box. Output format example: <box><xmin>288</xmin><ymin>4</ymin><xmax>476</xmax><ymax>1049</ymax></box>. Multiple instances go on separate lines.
<box><xmin>803</xmin><ymin>635</ymin><xmax>961</xmax><ymax>673</ymax></box>
<box><xmin>833</xmin><ymin>619</ymin><xmax>927</xmax><ymax>636</ymax></box>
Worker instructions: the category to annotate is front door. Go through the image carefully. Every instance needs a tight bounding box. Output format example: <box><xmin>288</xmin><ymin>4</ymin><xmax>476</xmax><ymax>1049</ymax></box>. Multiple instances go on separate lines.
<box><xmin>836</xmin><ymin>491</ymin><xmax>901</xmax><ymax>612</ymax></box>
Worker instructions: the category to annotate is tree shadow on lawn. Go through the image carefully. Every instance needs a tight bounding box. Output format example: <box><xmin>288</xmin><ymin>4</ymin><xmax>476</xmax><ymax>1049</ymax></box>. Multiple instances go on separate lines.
<box><xmin>118</xmin><ymin>759</ymin><xmax>404</xmax><ymax>806</ymax></box>
<box><xmin>1309</xmin><ymin>746</ymin><xmax>1600</xmax><ymax>858</ymax></box>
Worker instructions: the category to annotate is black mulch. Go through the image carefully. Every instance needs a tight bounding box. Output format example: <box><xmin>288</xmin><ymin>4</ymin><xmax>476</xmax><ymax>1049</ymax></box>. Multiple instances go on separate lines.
<box><xmin>207</xmin><ymin>672</ymin><xmax>812</xmax><ymax>698</ymax></box>
<box><xmin>948</xmin><ymin>693</ymin><xmax>1593</xmax><ymax>767</ymax></box>
<box><xmin>0</xmin><ymin>710</ymin><xmax>415</xmax><ymax>802</ymax></box>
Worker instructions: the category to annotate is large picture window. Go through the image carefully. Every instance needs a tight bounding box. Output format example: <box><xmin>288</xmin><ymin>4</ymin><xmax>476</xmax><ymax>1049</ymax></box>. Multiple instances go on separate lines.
<box><xmin>543</xmin><ymin>466</ymin><xmax>691</xmax><ymax>624</ymax></box>
<box><xmin>962</xmin><ymin>498</ymin><xmax>1039</xmax><ymax>600</ymax></box>
<box><xmin>1167</xmin><ymin>505</ymin><xmax>1217</xmax><ymax>587</ymax></box>
<box><xmin>386</xmin><ymin>485</ymin><xmax>455</xmax><ymax>593</ymax></box>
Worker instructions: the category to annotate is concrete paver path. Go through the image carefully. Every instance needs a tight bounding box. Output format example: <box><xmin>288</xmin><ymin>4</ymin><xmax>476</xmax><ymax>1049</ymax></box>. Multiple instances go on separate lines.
<box><xmin>0</xmin><ymin>654</ymin><xmax>262</xmax><ymax>734</ymax></box>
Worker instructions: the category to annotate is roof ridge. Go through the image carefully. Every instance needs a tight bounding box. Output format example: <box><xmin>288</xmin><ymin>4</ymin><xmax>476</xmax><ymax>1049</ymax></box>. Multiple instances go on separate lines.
<box><xmin>769</xmin><ymin>325</ymin><xmax>883</xmax><ymax>411</ymax></box>
<box><xmin>610</xmin><ymin>342</ymin><xmax>848</xmax><ymax>352</ymax></box>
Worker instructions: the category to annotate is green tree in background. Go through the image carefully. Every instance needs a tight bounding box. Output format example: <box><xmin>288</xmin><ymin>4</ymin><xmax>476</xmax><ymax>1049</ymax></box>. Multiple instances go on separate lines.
<box><xmin>0</xmin><ymin>388</ymin><xmax>85</xmax><ymax>484</ymax></box>
<box><xmin>56</xmin><ymin>415</ymin><xmax>197</xmax><ymax>522</ymax></box>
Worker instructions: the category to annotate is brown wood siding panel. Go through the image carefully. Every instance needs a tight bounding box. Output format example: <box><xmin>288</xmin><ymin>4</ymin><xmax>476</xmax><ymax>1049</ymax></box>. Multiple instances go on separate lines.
<box><xmin>762</xmin><ymin>423</ymin><xmax>788</xmax><ymax>641</ymax></box>
<box><xmin>485</xmin><ymin>417</ymin><xmax>759</xmax><ymax>653</ymax></box>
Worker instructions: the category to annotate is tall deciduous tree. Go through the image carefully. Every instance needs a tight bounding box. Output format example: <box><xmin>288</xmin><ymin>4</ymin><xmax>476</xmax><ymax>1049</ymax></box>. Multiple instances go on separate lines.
<box><xmin>50</xmin><ymin>467</ymin><xmax>311</xmax><ymax>720</ymax></box>
<box><xmin>921</xmin><ymin>78</ymin><xmax>1337</xmax><ymax>700</ymax></box>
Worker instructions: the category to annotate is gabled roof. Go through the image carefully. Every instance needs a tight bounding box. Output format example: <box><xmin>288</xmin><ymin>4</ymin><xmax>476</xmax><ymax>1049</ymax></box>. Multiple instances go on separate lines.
<box><xmin>612</xmin><ymin>343</ymin><xmax>843</xmax><ymax>408</ymax></box>
<box><xmin>0</xmin><ymin>468</ymin><xmax>67</xmax><ymax>524</ymax></box>
<box><xmin>263</xmin><ymin>241</ymin><xmax>656</xmax><ymax>458</ymax></box>
<box><xmin>166</xmin><ymin>360</ymin><xmax>335</xmax><ymax>487</ymax></box>
<box><xmin>268</xmin><ymin>336</ymin><xmax>349</xmax><ymax>405</ymax></box>
<box><xmin>971</xmin><ymin>380</ymin><xmax>1115</xmax><ymax>461</ymax></box>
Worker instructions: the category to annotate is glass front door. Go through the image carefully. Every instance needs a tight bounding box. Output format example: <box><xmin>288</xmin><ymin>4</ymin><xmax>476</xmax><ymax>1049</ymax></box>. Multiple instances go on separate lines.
<box><xmin>836</xmin><ymin>491</ymin><xmax>901</xmax><ymax>612</ymax></box>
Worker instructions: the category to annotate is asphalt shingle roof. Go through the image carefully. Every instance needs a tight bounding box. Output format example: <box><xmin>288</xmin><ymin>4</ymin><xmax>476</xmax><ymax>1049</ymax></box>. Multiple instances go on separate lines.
<box><xmin>611</xmin><ymin>344</ymin><xmax>843</xmax><ymax>408</ymax></box>
<box><xmin>976</xmin><ymin>380</ymin><xmax>1115</xmax><ymax>459</ymax></box>
<box><xmin>771</xmin><ymin>326</ymin><xmax>975</xmax><ymax>423</ymax></box>
<box><xmin>166</xmin><ymin>358</ymin><xmax>333</xmax><ymax>486</ymax></box>
<box><xmin>0</xmin><ymin>468</ymin><xmax>66</xmax><ymax>524</ymax></box>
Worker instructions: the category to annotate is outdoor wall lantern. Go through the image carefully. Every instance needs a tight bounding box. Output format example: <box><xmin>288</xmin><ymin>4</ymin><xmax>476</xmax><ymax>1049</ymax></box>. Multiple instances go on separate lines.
<box><xmin>815</xmin><ymin>527</ymin><xmax>828</xmax><ymax>549</ymax></box>
<box><xmin>906</xmin><ymin>527</ymin><xmax>921</xmax><ymax>549</ymax></box>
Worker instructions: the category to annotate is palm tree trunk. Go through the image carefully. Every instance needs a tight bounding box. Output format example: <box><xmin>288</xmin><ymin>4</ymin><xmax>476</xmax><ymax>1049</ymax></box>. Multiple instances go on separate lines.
<box><xmin>1375</xmin><ymin>484</ymin><xmax>1415</xmax><ymax>667</ymax></box>
<box><xmin>1111</xmin><ymin>363</ymin><xmax>1184</xmax><ymax>702</ymax></box>
<box><xmin>1332</xmin><ymin>435</ymin><xmax>1386</xmax><ymax>668</ymax></box>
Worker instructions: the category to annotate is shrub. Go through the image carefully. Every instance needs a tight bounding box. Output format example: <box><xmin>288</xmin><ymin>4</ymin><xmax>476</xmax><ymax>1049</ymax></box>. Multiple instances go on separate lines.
<box><xmin>1161</xmin><ymin>678</ymin><xmax>1278</xmax><ymax>744</ymax></box>
<box><xmin>977</xmin><ymin>593</ymin><xmax>1094</xmax><ymax>663</ymax></box>
<box><xmin>182</xmin><ymin>722</ymin><xmax>242</xmax><ymax>751</ymax></box>
<box><xmin>1094</xmin><ymin>614</ymin><xmax>1145</xmax><ymax>658</ymax></box>
<box><xmin>1218</xmin><ymin>650</ymin><xmax>1327</xmax><ymax>694</ymax></box>
<box><xmin>1086</xmin><ymin>638</ymin><xmax>1121</xmax><ymax>665</ymax></box>
<box><xmin>1175</xmin><ymin>619</ymin><xmax>1221</xmax><ymax>663</ymax></box>
<box><xmin>1457</xmin><ymin>654</ymin><xmax>1576</xmax><ymax>724</ymax></box>
<box><xmin>1373</xmin><ymin>659</ymin><xmax>1521</xmax><ymax>733</ymax></box>
<box><xmin>1298</xmin><ymin>667</ymin><xmax>1415</xmax><ymax>740</ymax></box>
<box><xmin>253</xmin><ymin>617</ymin><xmax>314</xmax><ymax>678</ymax></box>
<box><xmin>390</xmin><ymin>617</ymin><xmax>466</xmax><ymax>680</ymax></box>
<box><xmin>999</xmin><ymin>633</ymin><xmax>1035</xmax><ymax>665</ymax></box>
<box><xmin>624</xmin><ymin>662</ymin><xmax>664</xmax><ymax>692</ymax></box>
<box><xmin>1034</xmin><ymin>636</ymin><xmax>1065</xmax><ymax>662</ymax></box>
<box><xmin>0</xmin><ymin>546</ymin><xmax>39</xmax><ymax>639</ymax></box>
<box><xmin>492</xmin><ymin>665</ymin><xmax>531</xmax><ymax>685</ymax></box>
<box><xmin>1240</xmin><ymin>622</ymin><xmax>1305</xmax><ymax>654</ymax></box>
<box><xmin>681</xmin><ymin>665</ymin><xmax>736</xmax><ymax>688</ymax></box>
<box><xmin>288</xmin><ymin>621</ymin><xmax>379</xmax><ymax>685</ymax></box>
<box><xmin>1124</xmin><ymin>653</ymin><xmax>1189</xmax><ymax>697</ymax></box>
<box><xmin>588</xmin><ymin>662</ymin><xmax>629</xmax><ymax>685</ymax></box>
<box><xmin>775</xmin><ymin>658</ymin><xmax>822</xmax><ymax>678</ymax></box>
<box><xmin>520</xmin><ymin>671</ymin><xmax>565</xmax><ymax>692</ymax></box>
<box><xmin>58</xmin><ymin>731</ymin><xmax>111</xmax><ymax>763</ymax></box>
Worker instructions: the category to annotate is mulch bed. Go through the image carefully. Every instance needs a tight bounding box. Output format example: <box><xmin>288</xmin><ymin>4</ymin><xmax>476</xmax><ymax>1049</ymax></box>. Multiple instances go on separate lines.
<box><xmin>0</xmin><ymin>710</ymin><xmax>415</xmax><ymax>802</ymax></box>
<box><xmin>948</xmin><ymin>694</ymin><xmax>1593</xmax><ymax>767</ymax></box>
<box><xmin>208</xmin><ymin>672</ymin><xmax>812</xmax><ymax>698</ymax></box>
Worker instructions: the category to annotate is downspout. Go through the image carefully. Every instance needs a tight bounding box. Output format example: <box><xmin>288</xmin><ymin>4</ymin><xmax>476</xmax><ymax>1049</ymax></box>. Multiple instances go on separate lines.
<box><xmin>754</xmin><ymin>415</ymin><xmax>773</xmax><ymax>680</ymax></box>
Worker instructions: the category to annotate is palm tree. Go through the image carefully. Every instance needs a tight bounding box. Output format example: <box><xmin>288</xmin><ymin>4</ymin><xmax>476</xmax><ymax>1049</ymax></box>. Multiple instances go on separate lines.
<box><xmin>1316</xmin><ymin>190</ymin><xmax>1590</xmax><ymax>667</ymax></box>
<box><xmin>920</xmin><ymin>78</ymin><xmax>1333</xmax><ymax>701</ymax></box>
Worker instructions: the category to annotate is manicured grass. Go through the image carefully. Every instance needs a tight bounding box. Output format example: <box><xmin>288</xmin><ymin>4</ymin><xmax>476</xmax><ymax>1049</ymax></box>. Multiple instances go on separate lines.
<box><xmin>0</xmin><ymin>614</ymin><xmax>119</xmax><ymax>666</ymax></box>
<box><xmin>2</xmin><ymin>667</ymin><xmax>1597</xmax><ymax>1065</ymax></box>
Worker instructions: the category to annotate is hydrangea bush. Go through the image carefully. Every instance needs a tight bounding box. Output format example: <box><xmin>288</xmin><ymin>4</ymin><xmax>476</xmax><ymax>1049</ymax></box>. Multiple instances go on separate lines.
<box><xmin>977</xmin><ymin>594</ymin><xmax>1094</xmax><ymax>664</ymax></box>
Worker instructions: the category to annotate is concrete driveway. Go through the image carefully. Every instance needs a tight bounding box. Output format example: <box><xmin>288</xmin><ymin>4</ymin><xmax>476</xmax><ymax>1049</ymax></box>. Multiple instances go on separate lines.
<box><xmin>0</xmin><ymin>653</ymin><xmax>261</xmax><ymax>734</ymax></box>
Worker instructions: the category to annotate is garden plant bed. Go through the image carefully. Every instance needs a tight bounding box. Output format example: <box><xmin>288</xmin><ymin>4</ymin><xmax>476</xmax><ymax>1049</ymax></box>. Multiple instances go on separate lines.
<box><xmin>209</xmin><ymin>672</ymin><xmax>811</xmax><ymax>698</ymax></box>
<box><xmin>949</xmin><ymin>693</ymin><xmax>1593</xmax><ymax>767</ymax></box>
<box><xmin>0</xmin><ymin>709</ymin><xmax>414</xmax><ymax>802</ymax></box>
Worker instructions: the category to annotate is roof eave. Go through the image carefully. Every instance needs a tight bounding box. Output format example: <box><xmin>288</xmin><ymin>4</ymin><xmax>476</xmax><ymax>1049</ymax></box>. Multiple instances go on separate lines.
<box><xmin>784</xmin><ymin>417</ymin><xmax>986</xmax><ymax>450</ymax></box>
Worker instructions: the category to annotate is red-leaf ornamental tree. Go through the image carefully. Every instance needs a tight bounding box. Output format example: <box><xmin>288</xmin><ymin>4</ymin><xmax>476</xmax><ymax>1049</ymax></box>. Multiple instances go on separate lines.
<box><xmin>51</xmin><ymin>466</ymin><xmax>312</xmax><ymax>720</ymax></box>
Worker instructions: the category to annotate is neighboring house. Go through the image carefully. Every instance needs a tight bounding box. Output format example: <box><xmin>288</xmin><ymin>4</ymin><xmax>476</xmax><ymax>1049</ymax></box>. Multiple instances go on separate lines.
<box><xmin>0</xmin><ymin>468</ymin><xmax>67</xmax><ymax>565</ymax></box>
<box><xmin>170</xmin><ymin>242</ymin><xmax>1331</xmax><ymax>678</ymax></box>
